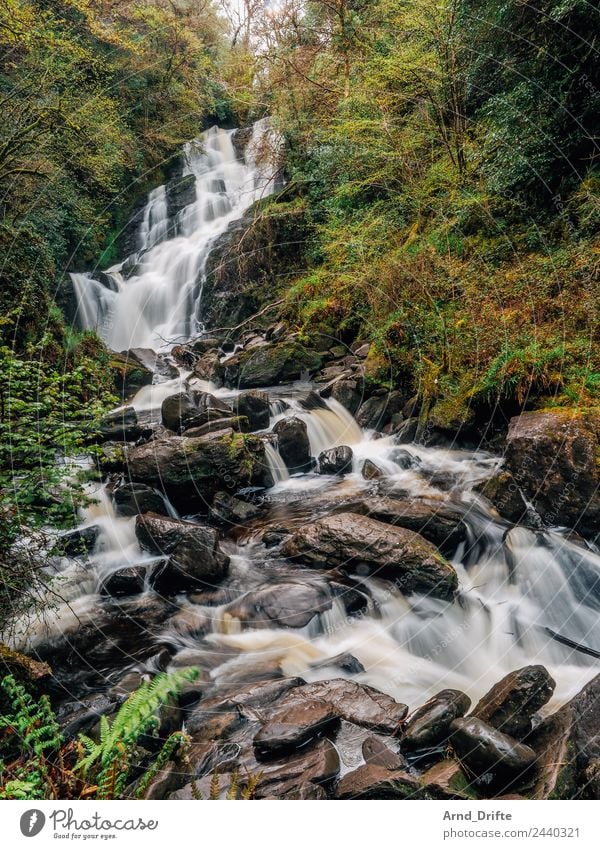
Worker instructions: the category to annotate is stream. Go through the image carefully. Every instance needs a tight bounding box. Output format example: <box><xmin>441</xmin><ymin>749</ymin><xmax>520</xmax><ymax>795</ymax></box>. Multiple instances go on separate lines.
<box><xmin>14</xmin><ymin>121</ymin><xmax>599</xmax><ymax>777</ymax></box>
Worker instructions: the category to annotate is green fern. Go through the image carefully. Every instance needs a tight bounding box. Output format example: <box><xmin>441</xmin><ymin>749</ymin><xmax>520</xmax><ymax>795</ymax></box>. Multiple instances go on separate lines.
<box><xmin>0</xmin><ymin>675</ymin><xmax>62</xmax><ymax>799</ymax></box>
<box><xmin>76</xmin><ymin>668</ymin><xmax>199</xmax><ymax>799</ymax></box>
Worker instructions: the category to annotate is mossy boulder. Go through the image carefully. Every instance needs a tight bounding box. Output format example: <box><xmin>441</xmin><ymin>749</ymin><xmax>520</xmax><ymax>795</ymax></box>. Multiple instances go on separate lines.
<box><xmin>125</xmin><ymin>429</ymin><xmax>273</xmax><ymax>511</ymax></box>
<box><xmin>215</xmin><ymin>341</ymin><xmax>322</xmax><ymax>389</ymax></box>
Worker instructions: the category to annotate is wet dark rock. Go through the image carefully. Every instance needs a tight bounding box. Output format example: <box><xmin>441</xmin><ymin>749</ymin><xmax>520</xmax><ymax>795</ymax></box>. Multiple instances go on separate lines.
<box><xmin>393</xmin><ymin>417</ymin><xmax>420</xmax><ymax>444</ymax></box>
<box><xmin>289</xmin><ymin>679</ymin><xmax>408</xmax><ymax>735</ymax></box>
<box><xmin>165</xmin><ymin>173</ymin><xmax>196</xmax><ymax>220</ymax></box>
<box><xmin>319</xmin><ymin>375</ymin><xmax>363</xmax><ymax>414</ymax></box>
<box><xmin>209</xmin><ymin>490</ymin><xmax>264</xmax><ymax>526</ymax></box>
<box><xmin>362</xmin><ymin>736</ymin><xmax>406</xmax><ymax>769</ymax></box>
<box><xmin>56</xmin><ymin>694</ymin><xmax>116</xmax><ymax>739</ymax></box>
<box><xmin>98</xmin><ymin>406</ymin><xmax>146</xmax><ymax>441</ymax></box>
<box><xmin>192</xmin><ymin>350</ymin><xmax>221</xmax><ymax>383</ymax></box>
<box><xmin>362</xmin><ymin>459</ymin><xmax>384</xmax><ymax>480</ymax></box>
<box><xmin>402</xmin><ymin>689</ymin><xmax>471</xmax><ymax>751</ymax></box>
<box><xmin>113</xmin><ymin>482</ymin><xmax>168</xmax><ymax>517</ymax></box>
<box><xmin>55</xmin><ymin>525</ymin><xmax>100</xmax><ymax>556</ymax></box>
<box><xmin>450</xmin><ymin>717</ymin><xmax>537</xmax><ymax>791</ymax></box>
<box><xmin>311</xmin><ymin>653</ymin><xmax>365</xmax><ymax>675</ymax></box>
<box><xmin>419</xmin><ymin>759</ymin><xmax>473</xmax><ymax>799</ymax></box>
<box><xmin>225</xmin><ymin>582</ymin><xmax>331</xmax><ymax>629</ymax></box>
<box><xmin>234</xmin><ymin>390</ymin><xmax>270</xmax><ymax>431</ymax></box>
<box><xmin>318</xmin><ymin>445</ymin><xmax>353</xmax><ymax>475</ymax></box>
<box><xmin>182</xmin><ymin>416</ymin><xmax>247</xmax><ymax>438</ymax></box>
<box><xmin>273</xmin><ymin>416</ymin><xmax>313</xmax><ymax>473</ymax></box>
<box><xmin>125</xmin><ymin>430</ymin><xmax>273</xmax><ymax>511</ymax></box>
<box><xmin>336</xmin><ymin>764</ymin><xmax>421</xmax><ymax>799</ymax></box>
<box><xmin>355</xmin><ymin>497</ymin><xmax>466</xmax><ymax>552</ymax></box>
<box><xmin>191</xmin><ymin>336</ymin><xmax>222</xmax><ymax>354</ymax></box>
<box><xmin>528</xmin><ymin>673</ymin><xmax>600</xmax><ymax>799</ymax></box>
<box><xmin>109</xmin><ymin>351</ymin><xmax>153</xmax><ymax>398</ymax></box>
<box><xmin>135</xmin><ymin>513</ymin><xmax>229</xmax><ymax>591</ymax></box>
<box><xmin>282</xmin><ymin>512</ymin><xmax>458</xmax><ymax>600</ymax></box>
<box><xmin>253</xmin><ymin>699</ymin><xmax>339</xmax><ymax>759</ymax></box>
<box><xmin>253</xmin><ymin>738</ymin><xmax>340</xmax><ymax>799</ymax></box>
<box><xmin>356</xmin><ymin>391</ymin><xmax>406</xmax><ymax>430</ymax></box>
<box><xmin>473</xmin><ymin>665</ymin><xmax>556</xmax><ymax>740</ymax></box>
<box><xmin>503</xmin><ymin>410</ymin><xmax>600</xmax><ymax>536</ymax></box>
<box><xmin>216</xmin><ymin>341</ymin><xmax>322</xmax><ymax>389</ymax></box>
<box><xmin>101</xmin><ymin>566</ymin><xmax>147</xmax><ymax>597</ymax></box>
<box><xmin>161</xmin><ymin>391</ymin><xmax>232</xmax><ymax>433</ymax></box>
<box><xmin>127</xmin><ymin>347</ymin><xmax>178</xmax><ymax>382</ymax></box>
<box><xmin>96</xmin><ymin>442</ymin><xmax>126</xmax><ymax>473</ymax></box>
<box><xmin>475</xmin><ymin>470</ymin><xmax>529</xmax><ymax>523</ymax></box>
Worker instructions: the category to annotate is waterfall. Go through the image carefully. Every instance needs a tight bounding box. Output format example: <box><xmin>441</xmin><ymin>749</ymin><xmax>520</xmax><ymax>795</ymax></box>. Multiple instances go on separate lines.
<box><xmin>70</xmin><ymin>118</ymin><xmax>281</xmax><ymax>351</ymax></box>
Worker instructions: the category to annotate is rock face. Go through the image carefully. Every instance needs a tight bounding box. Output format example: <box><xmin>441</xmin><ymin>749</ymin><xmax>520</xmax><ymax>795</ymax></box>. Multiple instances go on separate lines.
<box><xmin>125</xmin><ymin>430</ymin><xmax>273</xmax><ymax>510</ymax></box>
<box><xmin>216</xmin><ymin>341</ymin><xmax>322</xmax><ymax>388</ymax></box>
<box><xmin>473</xmin><ymin>665</ymin><xmax>556</xmax><ymax>740</ymax></box>
<box><xmin>503</xmin><ymin>410</ymin><xmax>600</xmax><ymax>536</ymax></box>
<box><xmin>109</xmin><ymin>350</ymin><xmax>153</xmax><ymax>398</ymax></box>
<box><xmin>273</xmin><ymin>416</ymin><xmax>313</xmax><ymax>473</ymax></box>
<box><xmin>165</xmin><ymin>173</ymin><xmax>196</xmax><ymax>220</ymax></box>
<box><xmin>282</xmin><ymin>513</ymin><xmax>458</xmax><ymax>600</ymax></box>
<box><xmin>402</xmin><ymin>689</ymin><xmax>471</xmax><ymax>751</ymax></box>
<box><xmin>135</xmin><ymin>513</ymin><xmax>229</xmax><ymax>590</ymax></box>
<box><xmin>113</xmin><ymin>483</ymin><xmax>168</xmax><ymax>517</ymax></box>
<box><xmin>234</xmin><ymin>390</ymin><xmax>271</xmax><ymax>431</ymax></box>
<box><xmin>320</xmin><ymin>376</ymin><xmax>363</xmax><ymax>414</ymax></box>
<box><xmin>318</xmin><ymin>445</ymin><xmax>353</xmax><ymax>475</ymax></box>
<box><xmin>528</xmin><ymin>673</ymin><xmax>600</xmax><ymax>799</ymax></box>
<box><xmin>450</xmin><ymin>717</ymin><xmax>537</xmax><ymax>791</ymax></box>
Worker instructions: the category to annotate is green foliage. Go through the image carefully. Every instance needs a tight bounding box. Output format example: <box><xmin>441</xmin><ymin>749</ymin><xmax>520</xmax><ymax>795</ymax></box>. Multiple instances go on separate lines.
<box><xmin>0</xmin><ymin>669</ymin><xmax>200</xmax><ymax>800</ymax></box>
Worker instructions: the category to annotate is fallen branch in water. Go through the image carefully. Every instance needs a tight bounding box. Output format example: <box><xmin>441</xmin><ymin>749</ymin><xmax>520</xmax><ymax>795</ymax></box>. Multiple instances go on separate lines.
<box><xmin>544</xmin><ymin>626</ymin><xmax>600</xmax><ymax>659</ymax></box>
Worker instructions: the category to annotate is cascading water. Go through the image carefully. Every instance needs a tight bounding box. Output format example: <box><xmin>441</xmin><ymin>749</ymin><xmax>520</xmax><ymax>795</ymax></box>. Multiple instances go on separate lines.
<box><xmin>69</xmin><ymin>118</ymin><xmax>281</xmax><ymax>350</ymax></box>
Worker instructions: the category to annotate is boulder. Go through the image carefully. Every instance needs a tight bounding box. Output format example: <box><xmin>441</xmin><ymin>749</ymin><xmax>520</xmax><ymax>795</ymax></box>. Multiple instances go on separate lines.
<box><xmin>127</xmin><ymin>348</ymin><xmax>178</xmax><ymax>382</ymax></box>
<box><xmin>475</xmin><ymin>470</ymin><xmax>529</xmax><ymax>524</ymax></box>
<box><xmin>450</xmin><ymin>717</ymin><xmax>537</xmax><ymax>791</ymax></box>
<box><xmin>98</xmin><ymin>406</ymin><xmax>146</xmax><ymax>441</ymax></box>
<box><xmin>320</xmin><ymin>376</ymin><xmax>363</xmax><ymax>414</ymax></box>
<box><xmin>253</xmin><ymin>738</ymin><xmax>340</xmax><ymax>799</ymax></box>
<box><xmin>528</xmin><ymin>673</ymin><xmax>600</xmax><ymax>799</ymax></box>
<box><xmin>216</xmin><ymin>341</ymin><xmax>322</xmax><ymax>389</ymax></box>
<box><xmin>55</xmin><ymin>525</ymin><xmax>99</xmax><ymax>557</ymax></box>
<box><xmin>286</xmin><ymin>679</ymin><xmax>408</xmax><ymax>735</ymax></box>
<box><xmin>336</xmin><ymin>764</ymin><xmax>421</xmax><ymax>799</ymax></box>
<box><xmin>362</xmin><ymin>736</ymin><xmax>406</xmax><ymax>769</ymax></box>
<box><xmin>356</xmin><ymin>391</ymin><xmax>405</xmax><ymax>430</ymax></box>
<box><xmin>125</xmin><ymin>430</ymin><xmax>273</xmax><ymax>510</ymax></box>
<box><xmin>402</xmin><ymin>689</ymin><xmax>471</xmax><ymax>751</ymax></box>
<box><xmin>135</xmin><ymin>513</ymin><xmax>229</xmax><ymax>591</ymax></box>
<box><xmin>282</xmin><ymin>513</ymin><xmax>458</xmax><ymax>600</ymax></box>
<box><xmin>234</xmin><ymin>390</ymin><xmax>271</xmax><ymax>431</ymax></box>
<box><xmin>353</xmin><ymin>497</ymin><xmax>466</xmax><ymax>552</ymax></box>
<box><xmin>419</xmin><ymin>759</ymin><xmax>473</xmax><ymax>800</ymax></box>
<box><xmin>109</xmin><ymin>351</ymin><xmax>153</xmax><ymax>398</ymax></box>
<box><xmin>161</xmin><ymin>391</ymin><xmax>231</xmax><ymax>433</ymax></box>
<box><xmin>253</xmin><ymin>699</ymin><xmax>339</xmax><ymax>759</ymax></box>
<box><xmin>273</xmin><ymin>416</ymin><xmax>313</xmax><ymax>473</ymax></box>
<box><xmin>225</xmin><ymin>582</ymin><xmax>332</xmax><ymax>629</ymax></box>
<box><xmin>472</xmin><ymin>665</ymin><xmax>556</xmax><ymax>740</ymax></box>
<box><xmin>182</xmin><ymin>416</ymin><xmax>247</xmax><ymax>438</ymax></box>
<box><xmin>113</xmin><ymin>483</ymin><xmax>168</xmax><ymax>517</ymax></box>
<box><xmin>362</xmin><ymin>459</ymin><xmax>384</xmax><ymax>480</ymax></box>
<box><xmin>192</xmin><ymin>350</ymin><xmax>220</xmax><ymax>383</ymax></box>
<box><xmin>318</xmin><ymin>445</ymin><xmax>353</xmax><ymax>475</ymax></box>
<box><xmin>208</xmin><ymin>491</ymin><xmax>264</xmax><ymax>526</ymax></box>
<box><xmin>503</xmin><ymin>410</ymin><xmax>600</xmax><ymax>535</ymax></box>
<box><xmin>101</xmin><ymin>566</ymin><xmax>147</xmax><ymax>597</ymax></box>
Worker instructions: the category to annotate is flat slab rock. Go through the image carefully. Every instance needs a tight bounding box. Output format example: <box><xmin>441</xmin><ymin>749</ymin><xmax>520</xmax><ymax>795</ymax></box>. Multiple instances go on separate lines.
<box><xmin>336</xmin><ymin>764</ymin><xmax>421</xmax><ymax>799</ymax></box>
<box><xmin>253</xmin><ymin>699</ymin><xmax>339</xmax><ymax>759</ymax></box>
<box><xmin>281</xmin><ymin>512</ymin><xmax>458</xmax><ymax>600</ymax></box>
